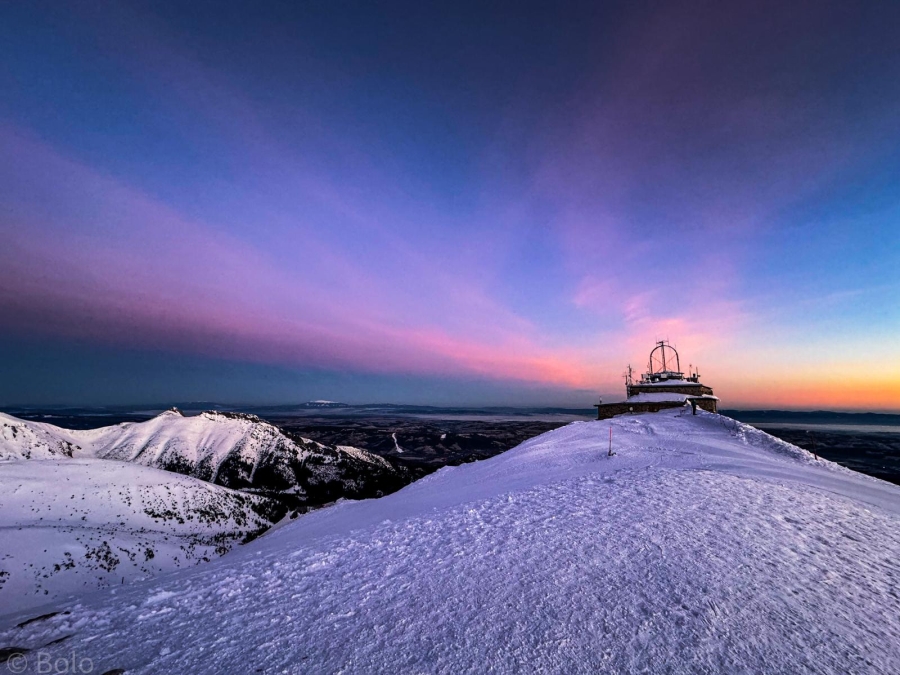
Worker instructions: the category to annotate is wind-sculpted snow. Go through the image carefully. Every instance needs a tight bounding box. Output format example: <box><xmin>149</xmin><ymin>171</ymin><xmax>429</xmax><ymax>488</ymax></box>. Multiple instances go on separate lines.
<box><xmin>0</xmin><ymin>459</ymin><xmax>281</xmax><ymax>615</ymax></box>
<box><xmin>0</xmin><ymin>410</ymin><xmax>405</xmax><ymax>504</ymax></box>
<box><xmin>2</xmin><ymin>409</ymin><xmax>899</xmax><ymax>674</ymax></box>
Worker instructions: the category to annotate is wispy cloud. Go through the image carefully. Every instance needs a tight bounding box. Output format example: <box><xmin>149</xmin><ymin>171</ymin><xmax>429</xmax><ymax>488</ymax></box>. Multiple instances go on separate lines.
<box><xmin>2</xmin><ymin>1</ymin><xmax>898</xmax><ymax>408</ymax></box>
<box><xmin>0</xmin><ymin>125</ymin><xmax>595</xmax><ymax>387</ymax></box>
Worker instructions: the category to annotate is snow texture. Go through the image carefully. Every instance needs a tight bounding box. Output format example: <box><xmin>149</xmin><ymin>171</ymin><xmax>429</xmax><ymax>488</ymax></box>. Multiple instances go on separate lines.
<box><xmin>0</xmin><ymin>459</ymin><xmax>278</xmax><ymax>614</ymax></box>
<box><xmin>2</xmin><ymin>409</ymin><xmax>899</xmax><ymax>674</ymax></box>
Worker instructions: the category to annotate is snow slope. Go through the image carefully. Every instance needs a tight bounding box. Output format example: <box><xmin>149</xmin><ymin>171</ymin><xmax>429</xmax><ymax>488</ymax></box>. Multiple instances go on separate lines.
<box><xmin>0</xmin><ymin>459</ymin><xmax>281</xmax><ymax>615</ymax></box>
<box><xmin>2</xmin><ymin>409</ymin><xmax>900</xmax><ymax>674</ymax></box>
<box><xmin>0</xmin><ymin>410</ymin><xmax>403</xmax><ymax>503</ymax></box>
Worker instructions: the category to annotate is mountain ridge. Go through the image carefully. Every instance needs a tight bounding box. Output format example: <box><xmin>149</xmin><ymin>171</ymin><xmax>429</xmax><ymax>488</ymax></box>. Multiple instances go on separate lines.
<box><xmin>0</xmin><ymin>410</ymin><xmax>408</xmax><ymax>507</ymax></box>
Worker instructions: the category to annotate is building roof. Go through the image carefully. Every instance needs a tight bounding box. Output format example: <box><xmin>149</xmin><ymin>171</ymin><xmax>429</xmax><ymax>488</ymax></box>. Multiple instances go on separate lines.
<box><xmin>631</xmin><ymin>379</ymin><xmax>706</xmax><ymax>387</ymax></box>
<box><xmin>606</xmin><ymin>392</ymin><xmax>720</xmax><ymax>405</ymax></box>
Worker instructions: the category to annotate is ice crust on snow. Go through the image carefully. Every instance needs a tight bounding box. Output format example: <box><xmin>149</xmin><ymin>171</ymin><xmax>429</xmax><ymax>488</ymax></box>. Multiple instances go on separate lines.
<box><xmin>1</xmin><ymin>409</ymin><xmax>899</xmax><ymax>674</ymax></box>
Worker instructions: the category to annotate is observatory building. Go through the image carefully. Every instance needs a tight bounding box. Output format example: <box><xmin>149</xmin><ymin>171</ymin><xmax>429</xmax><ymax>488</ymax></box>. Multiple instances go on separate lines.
<box><xmin>594</xmin><ymin>341</ymin><xmax>719</xmax><ymax>420</ymax></box>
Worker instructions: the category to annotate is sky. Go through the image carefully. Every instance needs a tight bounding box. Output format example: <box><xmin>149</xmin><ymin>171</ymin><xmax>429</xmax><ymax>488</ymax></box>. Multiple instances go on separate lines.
<box><xmin>1</xmin><ymin>0</ymin><xmax>898</xmax><ymax>411</ymax></box>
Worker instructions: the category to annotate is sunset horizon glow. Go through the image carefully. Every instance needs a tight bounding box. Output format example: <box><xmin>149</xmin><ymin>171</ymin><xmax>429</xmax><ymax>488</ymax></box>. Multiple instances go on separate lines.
<box><xmin>1</xmin><ymin>1</ymin><xmax>898</xmax><ymax>412</ymax></box>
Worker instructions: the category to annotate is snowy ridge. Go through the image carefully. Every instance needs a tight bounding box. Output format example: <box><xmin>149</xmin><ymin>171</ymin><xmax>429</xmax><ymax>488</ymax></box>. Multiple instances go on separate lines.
<box><xmin>0</xmin><ymin>414</ymin><xmax>80</xmax><ymax>460</ymax></box>
<box><xmin>78</xmin><ymin>410</ymin><xmax>317</xmax><ymax>488</ymax></box>
<box><xmin>2</xmin><ymin>409</ymin><xmax>899</xmax><ymax>674</ymax></box>
<box><xmin>336</xmin><ymin>444</ymin><xmax>394</xmax><ymax>469</ymax></box>
<box><xmin>0</xmin><ymin>410</ymin><xmax>404</xmax><ymax>501</ymax></box>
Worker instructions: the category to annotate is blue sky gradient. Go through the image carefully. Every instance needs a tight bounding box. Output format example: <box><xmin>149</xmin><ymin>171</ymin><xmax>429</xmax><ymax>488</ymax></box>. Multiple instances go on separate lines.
<box><xmin>1</xmin><ymin>1</ymin><xmax>898</xmax><ymax>409</ymax></box>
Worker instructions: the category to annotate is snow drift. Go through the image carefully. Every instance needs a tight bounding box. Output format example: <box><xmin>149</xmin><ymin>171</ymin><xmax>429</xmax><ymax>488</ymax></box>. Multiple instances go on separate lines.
<box><xmin>2</xmin><ymin>408</ymin><xmax>899</xmax><ymax>674</ymax></box>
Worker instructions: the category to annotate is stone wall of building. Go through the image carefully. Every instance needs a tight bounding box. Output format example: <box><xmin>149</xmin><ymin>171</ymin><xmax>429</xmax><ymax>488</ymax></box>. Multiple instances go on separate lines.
<box><xmin>692</xmin><ymin>398</ymin><xmax>718</xmax><ymax>413</ymax></box>
<box><xmin>594</xmin><ymin>401</ymin><xmax>685</xmax><ymax>420</ymax></box>
<box><xmin>594</xmin><ymin>397</ymin><xmax>717</xmax><ymax>420</ymax></box>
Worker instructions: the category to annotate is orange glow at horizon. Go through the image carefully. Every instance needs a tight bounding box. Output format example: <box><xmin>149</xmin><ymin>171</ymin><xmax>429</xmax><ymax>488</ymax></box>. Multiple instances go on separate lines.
<box><xmin>707</xmin><ymin>368</ymin><xmax>900</xmax><ymax>412</ymax></box>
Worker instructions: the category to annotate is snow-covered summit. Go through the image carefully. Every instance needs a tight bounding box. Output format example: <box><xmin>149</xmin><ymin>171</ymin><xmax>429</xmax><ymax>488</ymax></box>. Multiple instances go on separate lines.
<box><xmin>3</xmin><ymin>409</ymin><xmax>899</xmax><ymax>674</ymax></box>
<box><xmin>301</xmin><ymin>400</ymin><xmax>349</xmax><ymax>408</ymax></box>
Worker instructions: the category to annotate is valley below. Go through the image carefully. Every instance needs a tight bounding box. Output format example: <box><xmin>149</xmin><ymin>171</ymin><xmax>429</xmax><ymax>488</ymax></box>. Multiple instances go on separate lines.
<box><xmin>270</xmin><ymin>416</ymin><xmax>569</xmax><ymax>478</ymax></box>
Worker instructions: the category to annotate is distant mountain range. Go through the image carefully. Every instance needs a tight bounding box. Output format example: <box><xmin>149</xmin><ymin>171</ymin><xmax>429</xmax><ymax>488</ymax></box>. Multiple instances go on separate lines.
<box><xmin>4</xmin><ymin>403</ymin><xmax>601</xmax><ymax>425</ymax></box>
<box><xmin>8</xmin><ymin>403</ymin><xmax>898</xmax><ymax>422</ymax></box>
<box><xmin>299</xmin><ymin>400</ymin><xmax>350</xmax><ymax>408</ymax></box>
<box><xmin>721</xmin><ymin>409</ymin><xmax>900</xmax><ymax>426</ymax></box>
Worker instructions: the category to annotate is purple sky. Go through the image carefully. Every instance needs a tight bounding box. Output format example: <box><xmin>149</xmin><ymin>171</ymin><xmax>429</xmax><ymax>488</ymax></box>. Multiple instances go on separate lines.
<box><xmin>1</xmin><ymin>1</ymin><xmax>898</xmax><ymax>409</ymax></box>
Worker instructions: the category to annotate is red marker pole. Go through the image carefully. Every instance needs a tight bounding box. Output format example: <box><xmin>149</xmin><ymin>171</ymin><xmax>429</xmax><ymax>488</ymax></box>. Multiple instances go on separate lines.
<box><xmin>608</xmin><ymin>427</ymin><xmax>613</xmax><ymax>457</ymax></box>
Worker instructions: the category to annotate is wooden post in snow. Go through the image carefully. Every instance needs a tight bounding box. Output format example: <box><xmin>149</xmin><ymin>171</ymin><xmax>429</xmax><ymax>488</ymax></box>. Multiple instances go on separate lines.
<box><xmin>807</xmin><ymin>430</ymin><xmax>819</xmax><ymax>460</ymax></box>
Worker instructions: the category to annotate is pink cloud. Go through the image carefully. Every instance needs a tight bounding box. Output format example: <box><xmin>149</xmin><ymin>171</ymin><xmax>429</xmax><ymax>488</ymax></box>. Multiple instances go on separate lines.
<box><xmin>0</xmin><ymin>125</ymin><xmax>601</xmax><ymax>389</ymax></box>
